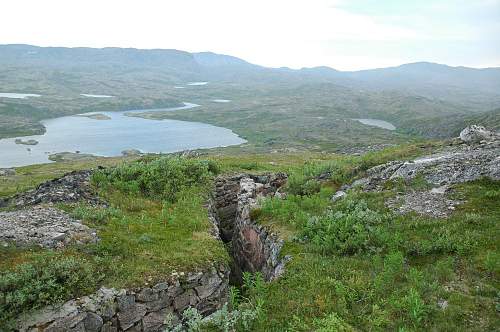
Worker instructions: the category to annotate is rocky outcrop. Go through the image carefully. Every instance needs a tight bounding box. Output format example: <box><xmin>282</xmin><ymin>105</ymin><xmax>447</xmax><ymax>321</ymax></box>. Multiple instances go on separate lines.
<box><xmin>211</xmin><ymin>173</ymin><xmax>290</xmax><ymax>283</ymax></box>
<box><xmin>2</xmin><ymin>170</ymin><xmax>104</xmax><ymax>208</ymax></box>
<box><xmin>386</xmin><ymin>187</ymin><xmax>462</xmax><ymax>218</ymax></box>
<box><xmin>346</xmin><ymin>133</ymin><xmax>499</xmax><ymax>192</ymax></box>
<box><xmin>335</xmin><ymin>126</ymin><xmax>499</xmax><ymax>218</ymax></box>
<box><xmin>0</xmin><ymin>168</ymin><xmax>16</xmax><ymax>176</ymax></box>
<box><xmin>459</xmin><ymin>125</ymin><xmax>498</xmax><ymax>143</ymax></box>
<box><xmin>17</xmin><ymin>266</ymin><xmax>229</xmax><ymax>332</ymax></box>
<box><xmin>0</xmin><ymin>205</ymin><xmax>98</xmax><ymax>249</ymax></box>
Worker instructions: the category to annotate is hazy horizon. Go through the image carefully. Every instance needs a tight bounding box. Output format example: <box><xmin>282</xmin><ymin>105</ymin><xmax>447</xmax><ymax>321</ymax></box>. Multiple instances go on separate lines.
<box><xmin>3</xmin><ymin>43</ymin><xmax>500</xmax><ymax>71</ymax></box>
<box><xmin>1</xmin><ymin>0</ymin><xmax>499</xmax><ymax>71</ymax></box>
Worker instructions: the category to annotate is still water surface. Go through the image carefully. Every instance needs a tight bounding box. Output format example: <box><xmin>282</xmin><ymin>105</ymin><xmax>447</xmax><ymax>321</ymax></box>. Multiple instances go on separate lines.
<box><xmin>0</xmin><ymin>102</ymin><xmax>245</xmax><ymax>167</ymax></box>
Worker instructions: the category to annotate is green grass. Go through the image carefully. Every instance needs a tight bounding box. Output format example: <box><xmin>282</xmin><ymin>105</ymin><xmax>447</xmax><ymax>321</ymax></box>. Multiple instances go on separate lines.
<box><xmin>0</xmin><ymin>156</ymin><xmax>140</xmax><ymax>199</ymax></box>
<box><xmin>1</xmin><ymin>143</ymin><xmax>496</xmax><ymax>331</ymax></box>
<box><xmin>0</xmin><ymin>157</ymin><xmax>229</xmax><ymax>326</ymax></box>
<box><xmin>249</xmin><ymin>176</ymin><xmax>500</xmax><ymax>331</ymax></box>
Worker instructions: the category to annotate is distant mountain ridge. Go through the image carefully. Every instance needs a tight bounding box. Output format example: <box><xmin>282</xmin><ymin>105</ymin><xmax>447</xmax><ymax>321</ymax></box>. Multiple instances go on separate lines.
<box><xmin>0</xmin><ymin>44</ymin><xmax>499</xmax><ymax>134</ymax></box>
<box><xmin>0</xmin><ymin>44</ymin><xmax>500</xmax><ymax>112</ymax></box>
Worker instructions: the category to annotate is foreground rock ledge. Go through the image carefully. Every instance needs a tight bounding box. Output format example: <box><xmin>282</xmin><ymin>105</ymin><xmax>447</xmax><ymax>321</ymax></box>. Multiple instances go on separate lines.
<box><xmin>18</xmin><ymin>266</ymin><xmax>229</xmax><ymax>332</ymax></box>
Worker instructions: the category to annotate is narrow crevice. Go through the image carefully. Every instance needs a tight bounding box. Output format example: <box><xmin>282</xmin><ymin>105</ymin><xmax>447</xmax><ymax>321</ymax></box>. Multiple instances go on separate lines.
<box><xmin>210</xmin><ymin>173</ymin><xmax>290</xmax><ymax>286</ymax></box>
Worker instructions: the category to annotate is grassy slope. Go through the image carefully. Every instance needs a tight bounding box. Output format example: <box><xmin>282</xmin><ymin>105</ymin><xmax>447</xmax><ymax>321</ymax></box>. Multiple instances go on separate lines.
<box><xmin>247</xmin><ymin>149</ymin><xmax>500</xmax><ymax>331</ymax></box>
<box><xmin>1</xmin><ymin>143</ymin><xmax>498</xmax><ymax>331</ymax></box>
<box><xmin>401</xmin><ymin>107</ymin><xmax>500</xmax><ymax>138</ymax></box>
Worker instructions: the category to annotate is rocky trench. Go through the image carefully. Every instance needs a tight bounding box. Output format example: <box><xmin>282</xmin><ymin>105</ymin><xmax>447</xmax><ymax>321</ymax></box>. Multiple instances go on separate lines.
<box><xmin>210</xmin><ymin>173</ymin><xmax>290</xmax><ymax>284</ymax></box>
<box><xmin>12</xmin><ymin>172</ymin><xmax>289</xmax><ymax>332</ymax></box>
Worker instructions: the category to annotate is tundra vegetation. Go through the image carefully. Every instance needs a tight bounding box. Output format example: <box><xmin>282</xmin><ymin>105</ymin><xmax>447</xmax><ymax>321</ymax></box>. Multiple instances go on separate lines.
<box><xmin>1</xmin><ymin>140</ymin><xmax>498</xmax><ymax>331</ymax></box>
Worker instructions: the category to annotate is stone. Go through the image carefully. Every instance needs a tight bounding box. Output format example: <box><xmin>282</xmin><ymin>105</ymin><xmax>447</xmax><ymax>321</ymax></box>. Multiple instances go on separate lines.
<box><xmin>212</xmin><ymin>173</ymin><xmax>290</xmax><ymax>283</ymax></box>
<box><xmin>83</xmin><ymin>312</ymin><xmax>103</xmax><ymax>332</ymax></box>
<box><xmin>101</xmin><ymin>322</ymin><xmax>118</xmax><ymax>332</ymax></box>
<box><xmin>386</xmin><ymin>189</ymin><xmax>462</xmax><ymax>218</ymax></box>
<box><xmin>438</xmin><ymin>299</ymin><xmax>449</xmax><ymax>310</ymax></box>
<box><xmin>459</xmin><ymin>125</ymin><xmax>497</xmax><ymax>143</ymax></box>
<box><xmin>173</xmin><ymin>290</ymin><xmax>197</xmax><ymax>311</ymax></box>
<box><xmin>17</xmin><ymin>300</ymin><xmax>80</xmax><ymax>331</ymax></box>
<box><xmin>0</xmin><ymin>206</ymin><xmax>98</xmax><ymax>249</ymax></box>
<box><xmin>274</xmin><ymin>189</ymin><xmax>287</xmax><ymax>200</ymax></box>
<box><xmin>136</xmin><ymin>288</ymin><xmax>158</xmax><ymax>302</ymax></box>
<box><xmin>166</xmin><ymin>283</ymin><xmax>183</xmax><ymax>298</ymax></box>
<box><xmin>195</xmin><ymin>273</ymin><xmax>222</xmax><ymax>299</ymax></box>
<box><xmin>186</xmin><ymin>272</ymin><xmax>203</xmax><ymax>285</ymax></box>
<box><xmin>117</xmin><ymin>303</ymin><xmax>147</xmax><ymax>330</ymax></box>
<box><xmin>124</xmin><ymin>323</ymin><xmax>142</xmax><ymax>332</ymax></box>
<box><xmin>44</xmin><ymin>312</ymin><xmax>87</xmax><ymax>332</ymax></box>
<box><xmin>331</xmin><ymin>190</ymin><xmax>346</xmax><ymax>202</ymax></box>
<box><xmin>142</xmin><ymin>308</ymin><xmax>170</xmax><ymax>332</ymax></box>
<box><xmin>0</xmin><ymin>168</ymin><xmax>16</xmax><ymax>176</ymax></box>
<box><xmin>145</xmin><ymin>295</ymin><xmax>172</xmax><ymax>312</ymax></box>
<box><xmin>152</xmin><ymin>282</ymin><xmax>169</xmax><ymax>291</ymax></box>
<box><xmin>342</xmin><ymin>129</ymin><xmax>499</xmax><ymax>196</ymax></box>
<box><xmin>3</xmin><ymin>170</ymin><xmax>104</xmax><ymax>208</ymax></box>
<box><xmin>117</xmin><ymin>294</ymin><xmax>136</xmax><ymax>312</ymax></box>
<box><xmin>430</xmin><ymin>185</ymin><xmax>448</xmax><ymax>195</ymax></box>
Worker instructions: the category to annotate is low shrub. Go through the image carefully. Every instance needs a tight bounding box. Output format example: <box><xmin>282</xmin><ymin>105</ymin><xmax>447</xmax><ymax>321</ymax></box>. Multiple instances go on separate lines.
<box><xmin>313</xmin><ymin>312</ymin><xmax>355</xmax><ymax>332</ymax></box>
<box><xmin>70</xmin><ymin>204</ymin><xmax>122</xmax><ymax>224</ymax></box>
<box><xmin>299</xmin><ymin>199</ymin><xmax>388</xmax><ymax>255</ymax></box>
<box><xmin>92</xmin><ymin>157</ymin><xmax>219</xmax><ymax>202</ymax></box>
<box><xmin>0</xmin><ymin>256</ymin><xmax>98</xmax><ymax>327</ymax></box>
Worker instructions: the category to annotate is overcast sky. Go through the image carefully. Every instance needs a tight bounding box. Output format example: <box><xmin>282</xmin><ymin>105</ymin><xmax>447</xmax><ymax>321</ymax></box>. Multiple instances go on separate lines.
<box><xmin>1</xmin><ymin>0</ymin><xmax>499</xmax><ymax>70</ymax></box>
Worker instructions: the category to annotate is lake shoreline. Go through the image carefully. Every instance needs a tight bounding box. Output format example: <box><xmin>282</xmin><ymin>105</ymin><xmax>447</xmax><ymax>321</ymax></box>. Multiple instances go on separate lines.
<box><xmin>0</xmin><ymin>102</ymin><xmax>246</xmax><ymax>168</ymax></box>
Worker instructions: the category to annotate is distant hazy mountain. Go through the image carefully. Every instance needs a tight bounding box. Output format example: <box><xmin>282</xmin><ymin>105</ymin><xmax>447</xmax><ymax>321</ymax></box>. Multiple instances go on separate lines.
<box><xmin>347</xmin><ymin>62</ymin><xmax>500</xmax><ymax>94</ymax></box>
<box><xmin>340</xmin><ymin>62</ymin><xmax>500</xmax><ymax>110</ymax></box>
<box><xmin>0</xmin><ymin>44</ymin><xmax>198</xmax><ymax>71</ymax></box>
<box><xmin>1</xmin><ymin>44</ymin><xmax>499</xmax><ymax>129</ymax></box>
<box><xmin>193</xmin><ymin>52</ymin><xmax>257</xmax><ymax>68</ymax></box>
<box><xmin>1</xmin><ymin>45</ymin><xmax>498</xmax><ymax>103</ymax></box>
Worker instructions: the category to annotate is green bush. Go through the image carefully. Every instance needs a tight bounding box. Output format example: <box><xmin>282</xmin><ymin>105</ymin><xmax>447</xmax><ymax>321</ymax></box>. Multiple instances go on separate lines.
<box><xmin>70</xmin><ymin>204</ymin><xmax>122</xmax><ymax>224</ymax></box>
<box><xmin>286</xmin><ymin>159</ymin><xmax>354</xmax><ymax>196</ymax></box>
<box><xmin>92</xmin><ymin>157</ymin><xmax>219</xmax><ymax>202</ymax></box>
<box><xmin>165</xmin><ymin>274</ymin><xmax>265</xmax><ymax>331</ymax></box>
<box><xmin>313</xmin><ymin>312</ymin><xmax>355</xmax><ymax>332</ymax></box>
<box><xmin>0</xmin><ymin>256</ymin><xmax>98</xmax><ymax>327</ymax></box>
<box><xmin>299</xmin><ymin>199</ymin><xmax>387</xmax><ymax>255</ymax></box>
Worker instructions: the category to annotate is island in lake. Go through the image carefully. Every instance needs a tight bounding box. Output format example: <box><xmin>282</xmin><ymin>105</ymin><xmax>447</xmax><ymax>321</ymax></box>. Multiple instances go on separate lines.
<box><xmin>48</xmin><ymin>152</ymin><xmax>98</xmax><ymax>162</ymax></box>
<box><xmin>14</xmin><ymin>139</ymin><xmax>39</xmax><ymax>145</ymax></box>
<box><xmin>76</xmin><ymin>113</ymin><xmax>112</xmax><ymax>120</ymax></box>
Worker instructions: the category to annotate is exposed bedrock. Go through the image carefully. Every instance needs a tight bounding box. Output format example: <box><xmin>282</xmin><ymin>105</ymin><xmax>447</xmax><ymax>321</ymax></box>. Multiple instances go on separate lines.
<box><xmin>210</xmin><ymin>173</ymin><xmax>290</xmax><ymax>283</ymax></box>
<box><xmin>1</xmin><ymin>170</ymin><xmax>105</xmax><ymax>208</ymax></box>
<box><xmin>334</xmin><ymin>125</ymin><xmax>499</xmax><ymax>218</ymax></box>
<box><xmin>17</xmin><ymin>266</ymin><xmax>229</xmax><ymax>332</ymax></box>
<box><xmin>0</xmin><ymin>205</ymin><xmax>98</xmax><ymax>249</ymax></box>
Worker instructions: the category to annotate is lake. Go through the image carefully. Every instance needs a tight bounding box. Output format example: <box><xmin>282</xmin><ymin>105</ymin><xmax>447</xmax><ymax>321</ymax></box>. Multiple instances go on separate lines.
<box><xmin>354</xmin><ymin>118</ymin><xmax>396</xmax><ymax>130</ymax></box>
<box><xmin>0</xmin><ymin>93</ymin><xmax>41</xmax><ymax>99</ymax></box>
<box><xmin>80</xmin><ymin>94</ymin><xmax>114</xmax><ymax>98</ymax></box>
<box><xmin>187</xmin><ymin>82</ymin><xmax>209</xmax><ymax>86</ymax></box>
<box><xmin>0</xmin><ymin>102</ymin><xmax>246</xmax><ymax>168</ymax></box>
